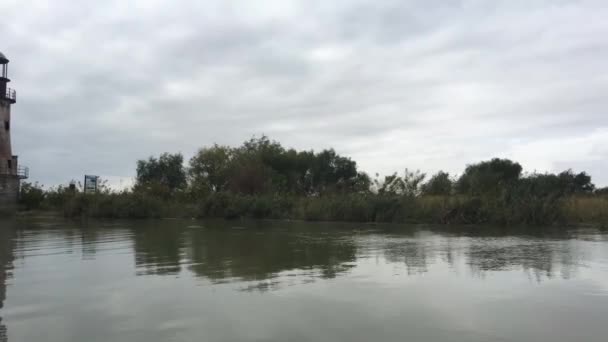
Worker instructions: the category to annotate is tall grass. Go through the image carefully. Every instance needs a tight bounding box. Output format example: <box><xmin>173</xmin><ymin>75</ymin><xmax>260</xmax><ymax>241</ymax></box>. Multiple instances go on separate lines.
<box><xmin>561</xmin><ymin>196</ymin><xmax>608</xmax><ymax>226</ymax></box>
<box><xmin>18</xmin><ymin>183</ymin><xmax>608</xmax><ymax>226</ymax></box>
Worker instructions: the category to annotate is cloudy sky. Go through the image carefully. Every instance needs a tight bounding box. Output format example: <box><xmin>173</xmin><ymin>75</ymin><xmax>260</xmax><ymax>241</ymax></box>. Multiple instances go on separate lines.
<box><xmin>1</xmin><ymin>0</ymin><xmax>607</xmax><ymax>187</ymax></box>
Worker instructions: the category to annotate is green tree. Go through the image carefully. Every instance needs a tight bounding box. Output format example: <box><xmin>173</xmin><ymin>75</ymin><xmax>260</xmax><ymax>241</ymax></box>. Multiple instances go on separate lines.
<box><xmin>376</xmin><ymin>173</ymin><xmax>405</xmax><ymax>195</ymax></box>
<box><xmin>231</xmin><ymin>136</ymin><xmax>287</xmax><ymax>194</ymax></box>
<box><xmin>375</xmin><ymin>169</ymin><xmax>425</xmax><ymax>196</ymax></box>
<box><xmin>402</xmin><ymin>168</ymin><xmax>426</xmax><ymax>196</ymax></box>
<box><xmin>283</xmin><ymin>149</ymin><xmax>316</xmax><ymax>194</ymax></box>
<box><xmin>596</xmin><ymin>187</ymin><xmax>608</xmax><ymax>196</ymax></box>
<box><xmin>352</xmin><ymin>172</ymin><xmax>372</xmax><ymax>193</ymax></box>
<box><xmin>189</xmin><ymin>144</ymin><xmax>233</xmax><ymax>194</ymax></box>
<box><xmin>456</xmin><ymin>158</ymin><xmax>522</xmax><ymax>195</ymax></box>
<box><xmin>557</xmin><ymin>169</ymin><xmax>594</xmax><ymax>194</ymax></box>
<box><xmin>136</xmin><ymin>153</ymin><xmax>186</xmax><ymax>193</ymax></box>
<box><xmin>518</xmin><ymin>170</ymin><xmax>595</xmax><ymax>197</ymax></box>
<box><xmin>309</xmin><ymin>149</ymin><xmax>359</xmax><ymax>194</ymax></box>
<box><xmin>421</xmin><ymin>171</ymin><xmax>452</xmax><ymax>195</ymax></box>
<box><xmin>228</xmin><ymin>156</ymin><xmax>274</xmax><ymax>195</ymax></box>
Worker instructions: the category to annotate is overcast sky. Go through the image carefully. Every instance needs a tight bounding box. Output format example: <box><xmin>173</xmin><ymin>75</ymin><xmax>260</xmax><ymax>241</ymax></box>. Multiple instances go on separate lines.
<box><xmin>1</xmin><ymin>0</ymin><xmax>607</xmax><ymax>188</ymax></box>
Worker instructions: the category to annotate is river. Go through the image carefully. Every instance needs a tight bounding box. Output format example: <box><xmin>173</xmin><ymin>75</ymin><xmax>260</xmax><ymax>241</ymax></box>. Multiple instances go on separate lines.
<box><xmin>1</xmin><ymin>218</ymin><xmax>607</xmax><ymax>341</ymax></box>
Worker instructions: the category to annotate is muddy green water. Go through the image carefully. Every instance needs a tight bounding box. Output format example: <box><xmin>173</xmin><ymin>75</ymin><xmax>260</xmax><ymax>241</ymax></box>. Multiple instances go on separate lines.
<box><xmin>1</xmin><ymin>218</ymin><xmax>607</xmax><ymax>342</ymax></box>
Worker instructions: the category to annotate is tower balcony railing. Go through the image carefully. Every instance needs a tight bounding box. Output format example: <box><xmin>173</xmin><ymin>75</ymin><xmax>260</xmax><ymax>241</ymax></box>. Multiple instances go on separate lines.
<box><xmin>0</xmin><ymin>165</ymin><xmax>28</xmax><ymax>179</ymax></box>
<box><xmin>4</xmin><ymin>87</ymin><xmax>16</xmax><ymax>102</ymax></box>
<box><xmin>17</xmin><ymin>165</ymin><xmax>28</xmax><ymax>179</ymax></box>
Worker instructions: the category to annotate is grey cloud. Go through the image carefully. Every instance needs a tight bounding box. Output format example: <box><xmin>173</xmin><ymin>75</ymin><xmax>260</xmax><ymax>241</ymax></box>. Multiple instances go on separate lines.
<box><xmin>1</xmin><ymin>0</ymin><xmax>607</xmax><ymax>187</ymax></box>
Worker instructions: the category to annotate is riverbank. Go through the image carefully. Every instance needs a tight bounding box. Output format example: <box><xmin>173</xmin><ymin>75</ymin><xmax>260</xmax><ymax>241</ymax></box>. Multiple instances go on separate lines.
<box><xmin>16</xmin><ymin>191</ymin><xmax>608</xmax><ymax>227</ymax></box>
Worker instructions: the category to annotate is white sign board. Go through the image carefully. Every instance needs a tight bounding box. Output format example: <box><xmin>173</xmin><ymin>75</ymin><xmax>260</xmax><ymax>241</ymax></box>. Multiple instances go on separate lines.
<box><xmin>84</xmin><ymin>175</ymin><xmax>99</xmax><ymax>193</ymax></box>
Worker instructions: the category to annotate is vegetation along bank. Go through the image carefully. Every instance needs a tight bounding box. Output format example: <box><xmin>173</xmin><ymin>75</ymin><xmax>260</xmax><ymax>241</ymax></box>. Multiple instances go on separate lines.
<box><xmin>18</xmin><ymin>137</ymin><xmax>608</xmax><ymax>226</ymax></box>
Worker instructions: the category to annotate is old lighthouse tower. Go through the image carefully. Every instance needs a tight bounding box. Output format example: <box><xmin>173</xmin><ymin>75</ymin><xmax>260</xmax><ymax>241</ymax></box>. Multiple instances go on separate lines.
<box><xmin>0</xmin><ymin>51</ymin><xmax>28</xmax><ymax>210</ymax></box>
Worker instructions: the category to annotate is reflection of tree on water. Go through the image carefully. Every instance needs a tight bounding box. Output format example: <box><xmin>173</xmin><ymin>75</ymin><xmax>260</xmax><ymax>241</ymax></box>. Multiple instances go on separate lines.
<box><xmin>0</xmin><ymin>223</ymin><xmax>16</xmax><ymax>342</ymax></box>
<box><xmin>184</xmin><ymin>222</ymin><xmax>357</xmax><ymax>288</ymax></box>
<box><xmin>383</xmin><ymin>228</ymin><xmax>585</xmax><ymax>282</ymax></box>
<box><xmin>384</xmin><ymin>240</ymin><xmax>430</xmax><ymax>275</ymax></box>
<box><xmin>466</xmin><ymin>239</ymin><xmax>579</xmax><ymax>282</ymax></box>
<box><xmin>131</xmin><ymin>222</ymin><xmax>185</xmax><ymax>276</ymax></box>
<box><xmin>127</xmin><ymin>220</ymin><xmax>358</xmax><ymax>290</ymax></box>
<box><xmin>450</xmin><ymin>226</ymin><xmax>580</xmax><ymax>281</ymax></box>
<box><xmin>127</xmin><ymin>221</ymin><xmax>591</xmax><ymax>286</ymax></box>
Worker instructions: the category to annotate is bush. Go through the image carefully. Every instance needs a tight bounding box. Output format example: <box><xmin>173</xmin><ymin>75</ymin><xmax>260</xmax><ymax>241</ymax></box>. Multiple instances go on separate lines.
<box><xmin>19</xmin><ymin>182</ymin><xmax>45</xmax><ymax>210</ymax></box>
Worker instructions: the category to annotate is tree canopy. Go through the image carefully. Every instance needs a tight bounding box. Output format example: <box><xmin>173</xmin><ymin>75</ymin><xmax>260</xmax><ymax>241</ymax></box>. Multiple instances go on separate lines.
<box><xmin>136</xmin><ymin>153</ymin><xmax>187</xmax><ymax>193</ymax></box>
<box><xmin>187</xmin><ymin>136</ymin><xmax>367</xmax><ymax>196</ymax></box>
<box><xmin>133</xmin><ymin>140</ymin><xmax>598</xmax><ymax>204</ymax></box>
<box><xmin>456</xmin><ymin>158</ymin><xmax>522</xmax><ymax>195</ymax></box>
<box><xmin>421</xmin><ymin>171</ymin><xmax>452</xmax><ymax>196</ymax></box>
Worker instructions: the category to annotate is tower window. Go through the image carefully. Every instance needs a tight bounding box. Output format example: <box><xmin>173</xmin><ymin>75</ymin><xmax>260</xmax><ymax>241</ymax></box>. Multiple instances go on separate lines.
<box><xmin>4</xmin><ymin>121</ymin><xmax>8</xmax><ymax>131</ymax></box>
<box><xmin>7</xmin><ymin>159</ymin><xmax>12</xmax><ymax>169</ymax></box>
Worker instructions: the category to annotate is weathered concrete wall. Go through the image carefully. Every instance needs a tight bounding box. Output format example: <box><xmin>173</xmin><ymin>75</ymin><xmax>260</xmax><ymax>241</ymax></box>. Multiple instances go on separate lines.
<box><xmin>0</xmin><ymin>176</ymin><xmax>19</xmax><ymax>213</ymax></box>
<box><xmin>0</xmin><ymin>97</ymin><xmax>19</xmax><ymax>212</ymax></box>
<box><xmin>0</xmin><ymin>102</ymin><xmax>10</xmax><ymax>163</ymax></box>
<box><xmin>0</xmin><ymin>61</ymin><xmax>20</xmax><ymax>214</ymax></box>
